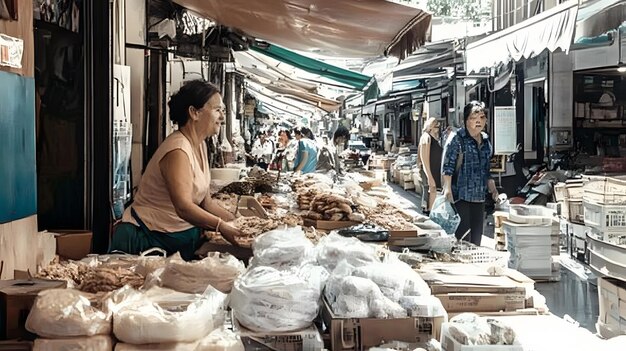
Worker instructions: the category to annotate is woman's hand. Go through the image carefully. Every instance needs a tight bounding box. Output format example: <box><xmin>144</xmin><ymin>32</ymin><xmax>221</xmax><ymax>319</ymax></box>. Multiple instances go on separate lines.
<box><xmin>219</xmin><ymin>222</ymin><xmax>242</xmax><ymax>247</ymax></box>
<box><xmin>443</xmin><ymin>187</ymin><xmax>454</xmax><ymax>203</ymax></box>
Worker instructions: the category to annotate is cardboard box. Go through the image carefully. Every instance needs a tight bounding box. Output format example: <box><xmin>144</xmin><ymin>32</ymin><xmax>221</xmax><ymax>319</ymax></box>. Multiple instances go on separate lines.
<box><xmin>234</xmin><ymin>319</ymin><xmax>323</xmax><ymax>351</ymax></box>
<box><xmin>238</xmin><ymin>196</ymin><xmax>269</xmax><ymax>219</ymax></box>
<box><xmin>322</xmin><ymin>297</ymin><xmax>445</xmax><ymax>351</ymax></box>
<box><xmin>597</xmin><ymin>277</ymin><xmax>626</xmax><ymax>334</ymax></box>
<box><xmin>53</xmin><ymin>230</ymin><xmax>93</xmax><ymax>260</ymax></box>
<box><xmin>435</xmin><ymin>293</ymin><xmax>526</xmax><ymax>313</ymax></box>
<box><xmin>302</xmin><ymin>218</ymin><xmax>358</xmax><ymax>230</ymax></box>
<box><xmin>439</xmin><ymin>322</ymin><xmax>523</xmax><ymax>351</ymax></box>
<box><xmin>0</xmin><ymin>279</ymin><xmax>67</xmax><ymax>340</ymax></box>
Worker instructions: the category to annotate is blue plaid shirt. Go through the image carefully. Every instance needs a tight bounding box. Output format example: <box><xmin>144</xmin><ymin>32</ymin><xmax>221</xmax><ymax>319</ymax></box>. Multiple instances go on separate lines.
<box><xmin>442</xmin><ymin>128</ymin><xmax>492</xmax><ymax>202</ymax></box>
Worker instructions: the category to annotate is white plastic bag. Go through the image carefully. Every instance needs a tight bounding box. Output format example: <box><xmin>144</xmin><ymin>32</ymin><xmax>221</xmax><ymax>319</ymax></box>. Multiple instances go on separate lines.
<box><xmin>382</xmin><ymin>253</ymin><xmax>431</xmax><ymax>297</ymax></box>
<box><xmin>398</xmin><ymin>296</ymin><xmax>447</xmax><ymax>317</ymax></box>
<box><xmin>331</xmin><ymin>276</ymin><xmax>406</xmax><ymax>319</ymax></box>
<box><xmin>352</xmin><ymin>263</ymin><xmax>407</xmax><ymax>302</ymax></box>
<box><xmin>26</xmin><ymin>289</ymin><xmax>111</xmax><ymax>338</ymax></box>
<box><xmin>429</xmin><ymin>196</ymin><xmax>460</xmax><ymax>235</ymax></box>
<box><xmin>251</xmin><ymin>227</ymin><xmax>315</xmax><ymax>268</ymax></box>
<box><xmin>34</xmin><ymin>336</ymin><xmax>113</xmax><ymax>351</ymax></box>
<box><xmin>161</xmin><ymin>252</ymin><xmax>245</xmax><ymax>293</ymax></box>
<box><xmin>113</xmin><ymin>286</ymin><xmax>227</xmax><ymax>344</ymax></box>
<box><xmin>230</xmin><ymin>266</ymin><xmax>320</xmax><ymax>332</ymax></box>
<box><xmin>194</xmin><ymin>327</ymin><xmax>245</xmax><ymax>351</ymax></box>
<box><xmin>316</xmin><ymin>233</ymin><xmax>379</xmax><ymax>271</ymax></box>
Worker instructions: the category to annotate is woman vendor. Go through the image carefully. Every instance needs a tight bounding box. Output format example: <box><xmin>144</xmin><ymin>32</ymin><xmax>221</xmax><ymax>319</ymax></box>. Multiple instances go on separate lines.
<box><xmin>109</xmin><ymin>80</ymin><xmax>242</xmax><ymax>260</ymax></box>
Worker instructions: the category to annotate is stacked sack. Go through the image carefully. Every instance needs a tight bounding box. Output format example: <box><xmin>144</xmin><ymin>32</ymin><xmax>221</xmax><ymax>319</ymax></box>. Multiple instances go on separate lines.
<box><xmin>320</xmin><ymin>233</ymin><xmax>445</xmax><ymax>319</ymax></box>
<box><xmin>230</xmin><ymin>226</ymin><xmax>329</xmax><ymax>332</ymax></box>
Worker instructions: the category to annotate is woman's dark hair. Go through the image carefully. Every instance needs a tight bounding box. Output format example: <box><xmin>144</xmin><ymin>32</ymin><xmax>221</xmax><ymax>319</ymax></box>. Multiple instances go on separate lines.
<box><xmin>463</xmin><ymin>101</ymin><xmax>486</xmax><ymax>123</ymax></box>
<box><xmin>168</xmin><ymin>80</ymin><xmax>220</xmax><ymax>127</ymax></box>
<box><xmin>333</xmin><ymin>125</ymin><xmax>350</xmax><ymax>143</ymax></box>
<box><xmin>279</xmin><ymin>129</ymin><xmax>292</xmax><ymax>139</ymax></box>
<box><xmin>293</xmin><ymin>126</ymin><xmax>314</xmax><ymax>139</ymax></box>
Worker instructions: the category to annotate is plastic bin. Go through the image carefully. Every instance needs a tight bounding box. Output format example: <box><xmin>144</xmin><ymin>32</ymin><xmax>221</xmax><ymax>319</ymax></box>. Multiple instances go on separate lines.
<box><xmin>583</xmin><ymin>201</ymin><xmax>626</xmax><ymax>231</ymax></box>
<box><xmin>508</xmin><ymin>205</ymin><xmax>554</xmax><ymax>225</ymax></box>
<box><xmin>583</xmin><ymin>175</ymin><xmax>626</xmax><ymax>205</ymax></box>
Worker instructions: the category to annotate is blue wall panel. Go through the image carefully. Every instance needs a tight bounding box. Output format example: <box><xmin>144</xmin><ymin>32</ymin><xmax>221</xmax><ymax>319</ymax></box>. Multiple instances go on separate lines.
<box><xmin>0</xmin><ymin>71</ymin><xmax>37</xmax><ymax>223</ymax></box>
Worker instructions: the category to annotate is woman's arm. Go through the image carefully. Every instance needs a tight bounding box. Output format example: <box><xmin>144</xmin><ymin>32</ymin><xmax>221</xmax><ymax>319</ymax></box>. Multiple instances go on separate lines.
<box><xmin>160</xmin><ymin>150</ymin><xmax>240</xmax><ymax>246</ymax></box>
<box><xmin>419</xmin><ymin>134</ymin><xmax>434</xmax><ymax>185</ymax></box>
<box><xmin>441</xmin><ymin>134</ymin><xmax>460</xmax><ymax>202</ymax></box>
<box><xmin>295</xmin><ymin>151</ymin><xmax>309</xmax><ymax>172</ymax></box>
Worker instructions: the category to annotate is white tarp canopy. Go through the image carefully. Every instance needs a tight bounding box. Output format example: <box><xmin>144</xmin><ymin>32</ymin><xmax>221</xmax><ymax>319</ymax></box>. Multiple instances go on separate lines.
<box><xmin>465</xmin><ymin>0</ymin><xmax>579</xmax><ymax>73</ymax></box>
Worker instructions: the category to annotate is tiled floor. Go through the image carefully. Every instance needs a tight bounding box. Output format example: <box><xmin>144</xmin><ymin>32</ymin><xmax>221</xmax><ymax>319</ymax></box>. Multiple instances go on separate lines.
<box><xmin>388</xmin><ymin>183</ymin><xmax>600</xmax><ymax>333</ymax></box>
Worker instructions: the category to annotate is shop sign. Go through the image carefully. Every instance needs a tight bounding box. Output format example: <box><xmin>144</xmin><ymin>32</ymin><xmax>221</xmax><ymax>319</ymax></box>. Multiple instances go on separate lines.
<box><xmin>0</xmin><ymin>33</ymin><xmax>23</xmax><ymax>68</ymax></box>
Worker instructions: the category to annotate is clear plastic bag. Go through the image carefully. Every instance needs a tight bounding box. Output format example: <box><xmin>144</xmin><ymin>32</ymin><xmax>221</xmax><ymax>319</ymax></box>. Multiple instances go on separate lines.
<box><xmin>26</xmin><ymin>289</ymin><xmax>111</xmax><ymax>338</ymax></box>
<box><xmin>429</xmin><ymin>196</ymin><xmax>461</xmax><ymax>235</ymax></box>
<box><xmin>229</xmin><ymin>266</ymin><xmax>321</xmax><ymax>332</ymax></box>
<box><xmin>251</xmin><ymin>227</ymin><xmax>315</xmax><ymax>269</ymax></box>
<box><xmin>194</xmin><ymin>327</ymin><xmax>245</xmax><ymax>351</ymax></box>
<box><xmin>160</xmin><ymin>252</ymin><xmax>245</xmax><ymax>294</ymax></box>
<box><xmin>316</xmin><ymin>233</ymin><xmax>379</xmax><ymax>271</ymax></box>
<box><xmin>113</xmin><ymin>286</ymin><xmax>227</xmax><ymax>344</ymax></box>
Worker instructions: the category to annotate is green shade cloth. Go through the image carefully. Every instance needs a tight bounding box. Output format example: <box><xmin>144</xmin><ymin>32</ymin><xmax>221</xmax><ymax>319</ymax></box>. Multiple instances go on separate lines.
<box><xmin>251</xmin><ymin>43</ymin><xmax>373</xmax><ymax>90</ymax></box>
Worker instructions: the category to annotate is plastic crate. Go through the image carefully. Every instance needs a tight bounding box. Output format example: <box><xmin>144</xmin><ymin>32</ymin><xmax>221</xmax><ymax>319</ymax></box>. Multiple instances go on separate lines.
<box><xmin>583</xmin><ymin>175</ymin><xmax>626</xmax><ymax>205</ymax></box>
<box><xmin>553</xmin><ymin>183</ymin><xmax>566</xmax><ymax>202</ymax></box>
<box><xmin>508</xmin><ymin>205</ymin><xmax>554</xmax><ymax>225</ymax></box>
<box><xmin>452</xmin><ymin>242</ymin><xmax>510</xmax><ymax>268</ymax></box>
<box><xmin>583</xmin><ymin>201</ymin><xmax>626</xmax><ymax>231</ymax></box>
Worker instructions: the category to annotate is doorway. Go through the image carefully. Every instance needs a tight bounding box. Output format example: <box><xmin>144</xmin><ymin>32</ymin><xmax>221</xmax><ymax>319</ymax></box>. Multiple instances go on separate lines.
<box><xmin>34</xmin><ymin>6</ymin><xmax>85</xmax><ymax>230</ymax></box>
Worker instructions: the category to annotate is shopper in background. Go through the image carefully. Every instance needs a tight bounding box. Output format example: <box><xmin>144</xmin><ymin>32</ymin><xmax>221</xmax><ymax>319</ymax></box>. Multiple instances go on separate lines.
<box><xmin>109</xmin><ymin>80</ymin><xmax>241</xmax><ymax>260</ymax></box>
<box><xmin>250</xmin><ymin>130</ymin><xmax>275</xmax><ymax>170</ymax></box>
<box><xmin>293</xmin><ymin>126</ymin><xmax>318</xmax><ymax>174</ymax></box>
<box><xmin>276</xmin><ymin>129</ymin><xmax>298</xmax><ymax>171</ymax></box>
<box><xmin>317</xmin><ymin>125</ymin><xmax>350</xmax><ymax>174</ymax></box>
<box><xmin>442</xmin><ymin>101</ymin><xmax>498</xmax><ymax>246</ymax></box>
<box><xmin>418</xmin><ymin>117</ymin><xmax>442</xmax><ymax>214</ymax></box>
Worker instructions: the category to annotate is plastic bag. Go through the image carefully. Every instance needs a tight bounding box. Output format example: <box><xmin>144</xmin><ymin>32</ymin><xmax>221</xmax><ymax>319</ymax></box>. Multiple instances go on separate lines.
<box><xmin>194</xmin><ymin>327</ymin><xmax>245</xmax><ymax>351</ymax></box>
<box><xmin>34</xmin><ymin>336</ymin><xmax>113</xmax><ymax>351</ymax></box>
<box><xmin>429</xmin><ymin>196</ymin><xmax>461</xmax><ymax>235</ymax></box>
<box><xmin>352</xmin><ymin>263</ymin><xmax>406</xmax><ymax>302</ymax></box>
<box><xmin>160</xmin><ymin>252</ymin><xmax>245</xmax><ymax>294</ymax></box>
<box><xmin>447</xmin><ymin>313</ymin><xmax>515</xmax><ymax>345</ymax></box>
<box><xmin>229</xmin><ymin>266</ymin><xmax>321</xmax><ymax>332</ymax></box>
<box><xmin>113</xmin><ymin>286</ymin><xmax>227</xmax><ymax>344</ymax></box>
<box><xmin>383</xmin><ymin>253</ymin><xmax>431</xmax><ymax>297</ymax></box>
<box><xmin>398</xmin><ymin>296</ymin><xmax>447</xmax><ymax>317</ymax></box>
<box><xmin>316</xmin><ymin>233</ymin><xmax>379</xmax><ymax>271</ymax></box>
<box><xmin>251</xmin><ymin>227</ymin><xmax>315</xmax><ymax>269</ymax></box>
<box><xmin>331</xmin><ymin>276</ymin><xmax>405</xmax><ymax>319</ymax></box>
<box><xmin>26</xmin><ymin>289</ymin><xmax>111</xmax><ymax>338</ymax></box>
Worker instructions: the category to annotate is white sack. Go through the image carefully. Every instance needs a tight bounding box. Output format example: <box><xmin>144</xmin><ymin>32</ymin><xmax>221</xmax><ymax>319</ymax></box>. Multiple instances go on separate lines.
<box><xmin>113</xmin><ymin>286</ymin><xmax>227</xmax><ymax>344</ymax></box>
<box><xmin>316</xmin><ymin>233</ymin><xmax>379</xmax><ymax>271</ymax></box>
<box><xmin>230</xmin><ymin>266</ymin><xmax>320</xmax><ymax>332</ymax></box>
<box><xmin>33</xmin><ymin>336</ymin><xmax>113</xmax><ymax>351</ymax></box>
<box><xmin>251</xmin><ymin>227</ymin><xmax>315</xmax><ymax>268</ymax></box>
<box><xmin>161</xmin><ymin>252</ymin><xmax>245</xmax><ymax>293</ymax></box>
<box><xmin>194</xmin><ymin>327</ymin><xmax>244</xmax><ymax>351</ymax></box>
<box><xmin>26</xmin><ymin>289</ymin><xmax>111</xmax><ymax>338</ymax></box>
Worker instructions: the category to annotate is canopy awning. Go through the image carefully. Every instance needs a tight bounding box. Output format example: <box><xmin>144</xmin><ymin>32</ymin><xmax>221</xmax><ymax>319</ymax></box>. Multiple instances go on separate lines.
<box><xmin>465</xmin><ymin>0</ymin><xmax>578</xmax><ymax>73</ymax></box>
<box><xmin>574</xmin><ymin>0</ymin><xmax>626</xmax><ymax>42</ymax></box>
<box><xmin>174</xmin><ymin>0</ymin><xmax>431</xmax><ymax>59</ymax></box>
<box><xmin>251</xmin><ymin>43</ymin><xmax>372</xmax><ymax>90</ymax></box>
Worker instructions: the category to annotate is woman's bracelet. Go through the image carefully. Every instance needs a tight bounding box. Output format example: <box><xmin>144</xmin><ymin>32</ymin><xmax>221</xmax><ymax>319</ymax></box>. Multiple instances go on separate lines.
<box><xmin>216</xmin><ymin>218</ymin><xmax>222</xmax><ymax>233</ymax></box>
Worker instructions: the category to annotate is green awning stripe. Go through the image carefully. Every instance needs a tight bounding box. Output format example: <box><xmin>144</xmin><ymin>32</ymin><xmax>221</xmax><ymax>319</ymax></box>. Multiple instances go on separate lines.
<box><xmin>251</xmin><ymin>43</ymin><xmax>372</xmax><ymax>90</ymax></box>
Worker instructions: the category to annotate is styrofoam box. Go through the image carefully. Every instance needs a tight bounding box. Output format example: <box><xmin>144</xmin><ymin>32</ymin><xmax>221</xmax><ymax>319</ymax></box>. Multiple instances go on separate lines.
<box><xmin>508</xmin><ymin>205</ymin><xmax>554</xmax><ymax>226</ymax></box>
<box><xmin>502</xmin><ymin>221</ymin><xmax>552</xmax><ymax>237</ymax></box>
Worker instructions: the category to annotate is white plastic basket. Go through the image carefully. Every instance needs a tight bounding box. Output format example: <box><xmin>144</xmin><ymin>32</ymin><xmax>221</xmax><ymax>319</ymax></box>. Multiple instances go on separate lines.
<box><xmin>583</xmin><ymin>175</ymin><xmax>626</xmax><ymax>205</ymax></box>
<box><xmin>452</xmin><ymin>242</ymin><xmax>510</xmax><ymax>268</ymax></box>
<box><xmin>583</xmin><ymin>201</ymin><xmax>626</xmax><ymax>231</ymax></box>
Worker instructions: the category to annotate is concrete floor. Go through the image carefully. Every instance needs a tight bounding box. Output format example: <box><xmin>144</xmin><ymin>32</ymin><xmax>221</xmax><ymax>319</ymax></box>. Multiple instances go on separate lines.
<box><xmin>387</xmin><ymin>183</ymin><xmax>600</xmax><ymax>333</ymax></box>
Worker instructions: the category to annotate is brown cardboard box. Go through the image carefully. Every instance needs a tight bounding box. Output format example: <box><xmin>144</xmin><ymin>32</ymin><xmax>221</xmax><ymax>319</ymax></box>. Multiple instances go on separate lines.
<box><xmin>53</xmin><ymin>230</ymin><xmax>93</xmax><ymax>260</ymax></box>
<box><xmin>435</xmin><ymin>293</ymin><xmax>526</xmax><ymax>313</ymax></box>
<box><xmin>321</xmin><ymin>297</ymin><xmax>445</xmax><ymax>351</ymax></box>
<box><xmin>234</xmin><ymin>318</ymin><xmax>324</xmax><ymax>351</ymax></box>
<box><xmin>302</xmin><ymin>218</ymin><xmax>358</xmax><ymax>230</ymax></box>
<box><xmin>0</xmin><ymin>279</ymin><xmax>67</xmax><ymax>340</ymax></box>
